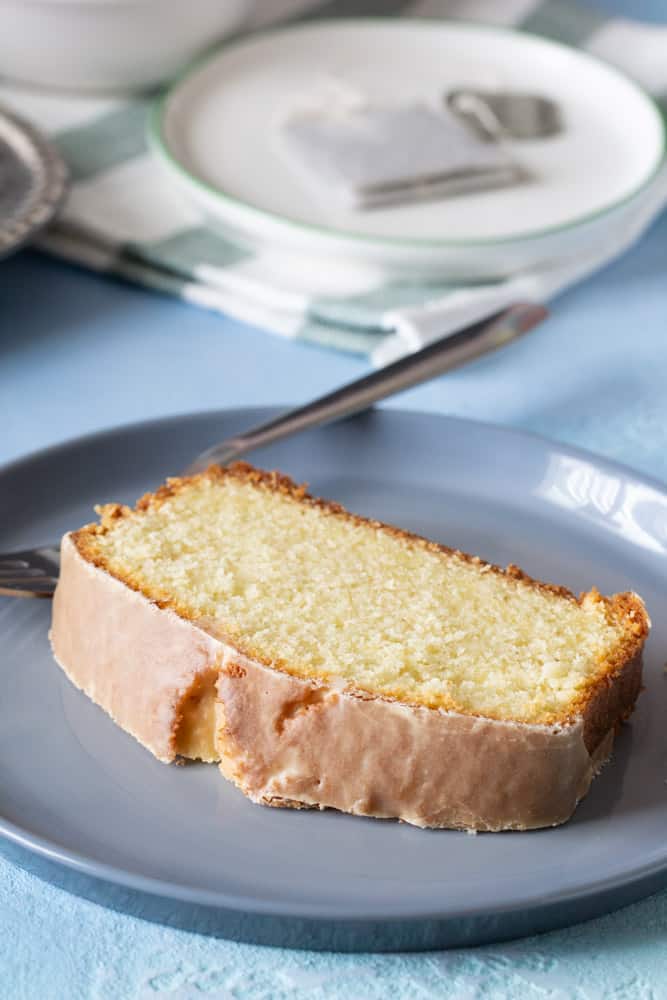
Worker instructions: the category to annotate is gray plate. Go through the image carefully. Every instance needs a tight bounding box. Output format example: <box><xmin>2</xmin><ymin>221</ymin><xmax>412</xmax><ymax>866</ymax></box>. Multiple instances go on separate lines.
<box><xmin>1</xmin><ymin>408</ymin><xmax>666</xmax><ymax>952</ymax></box>
<box><xmin>0</xmin><ymin>104</ymin><xmax>68</xmax><ymax>259</ymax></box>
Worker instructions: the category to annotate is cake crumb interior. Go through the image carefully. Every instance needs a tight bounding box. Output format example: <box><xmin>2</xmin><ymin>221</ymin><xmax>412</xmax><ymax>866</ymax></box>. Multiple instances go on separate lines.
<box><xmin>89</xmin><ymin>474</ymin><xmax>625</xmax><ymax>725</ymax></box>
<box><xmin>175</xmin><ymin>671</ymin><xmax>218</xmax><ymax>761</ymax></box>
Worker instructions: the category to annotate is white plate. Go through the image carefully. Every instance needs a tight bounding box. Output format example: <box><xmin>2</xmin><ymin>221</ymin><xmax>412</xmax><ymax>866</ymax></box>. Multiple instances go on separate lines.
<box><xmin>150</xmin><ymin>19</ymin><xmax>666</xmax><ymax>279</ymax></box>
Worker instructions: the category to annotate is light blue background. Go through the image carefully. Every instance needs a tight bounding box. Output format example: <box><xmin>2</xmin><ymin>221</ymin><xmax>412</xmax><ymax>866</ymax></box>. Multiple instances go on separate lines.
<box><xmin>2</xmin><ymin>2</ymin><xmax>667</xmax><ymax>996</ymax></box>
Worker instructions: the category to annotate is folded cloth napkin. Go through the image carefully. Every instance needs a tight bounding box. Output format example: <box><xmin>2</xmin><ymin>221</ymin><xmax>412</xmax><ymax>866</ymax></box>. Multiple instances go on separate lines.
<box><xmin>2</xmin><ymin>0</ymin><xmax>666</xmax><ymax>365</ymax></box>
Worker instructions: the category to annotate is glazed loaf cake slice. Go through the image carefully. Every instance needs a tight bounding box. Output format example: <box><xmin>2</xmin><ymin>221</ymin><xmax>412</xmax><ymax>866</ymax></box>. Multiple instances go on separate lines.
<box><xmin>50</xmin><ymin>463</ymin><xmax>649</xmax><ymax>831</ymax></box>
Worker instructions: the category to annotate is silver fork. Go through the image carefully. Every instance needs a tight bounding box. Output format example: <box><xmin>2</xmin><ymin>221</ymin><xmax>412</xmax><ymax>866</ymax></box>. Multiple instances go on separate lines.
<box><xmin>0</xmin><ymin>302</ymin><xmax>547</xmax><ymax>599</ymax></box>
<box><xmin>0</xmin><ymin>546</ymin><xmax>61</xmax><ymax>598</ymax></box>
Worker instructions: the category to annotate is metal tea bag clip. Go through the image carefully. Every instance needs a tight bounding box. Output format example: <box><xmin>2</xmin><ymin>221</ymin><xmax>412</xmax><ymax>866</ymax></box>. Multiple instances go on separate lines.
<box><xmin>447</xmin><ymin>89</ymin><xmax>563</xmax><ymax>142</ymax></box>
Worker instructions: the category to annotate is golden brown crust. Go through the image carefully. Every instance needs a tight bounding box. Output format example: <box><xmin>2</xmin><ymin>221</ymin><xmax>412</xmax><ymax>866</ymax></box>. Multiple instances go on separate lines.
<box><xmin>580</xmin><ymin>650</ymin><xmax>643</xmax><ymax>754</ymax></box>
<box><xmin>71</xmin><ymin>462</ymin><xmax>650</xmax><ymax>729</ymax></box>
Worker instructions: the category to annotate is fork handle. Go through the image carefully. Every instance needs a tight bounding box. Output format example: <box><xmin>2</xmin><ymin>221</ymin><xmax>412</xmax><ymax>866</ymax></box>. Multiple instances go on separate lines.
<box><xmin>187</xmin><ymin>302</ymin><xmax>547</xmax><ymax>473</ymax></box>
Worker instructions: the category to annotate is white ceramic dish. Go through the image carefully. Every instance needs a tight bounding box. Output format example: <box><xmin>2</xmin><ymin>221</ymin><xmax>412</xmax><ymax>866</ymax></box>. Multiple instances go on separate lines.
<box><xmin>0</xmin><ymin>0</ymin><xmax>255</xmax><ymax>93</ymax></box>
<box><xmin>151</xmin><ymin>19</ymin><xmax>666</xmax><ymax>280</ymax></box>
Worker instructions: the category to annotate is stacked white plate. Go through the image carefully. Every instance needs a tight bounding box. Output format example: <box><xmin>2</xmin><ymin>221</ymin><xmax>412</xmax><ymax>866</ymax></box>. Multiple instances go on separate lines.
<box><xmin>150</xmin><ymin>19</ymin><xmax>666</xmax><ymax>282</ymax></box>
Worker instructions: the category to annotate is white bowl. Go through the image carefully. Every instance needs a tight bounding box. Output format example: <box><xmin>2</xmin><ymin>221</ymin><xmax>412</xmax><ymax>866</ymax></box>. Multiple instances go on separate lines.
<box><xmin>0</xmin><ymin>0</ymin><xmax>256</xmax><ymax>94</ymax></box>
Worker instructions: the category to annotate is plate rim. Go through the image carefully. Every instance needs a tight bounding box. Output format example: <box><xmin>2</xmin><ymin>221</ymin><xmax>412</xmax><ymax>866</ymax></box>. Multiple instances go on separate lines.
<box><xmin>2</xmin><ymin>405</ymin><xmax>667</xmax><ymax>923</ymax></box>
<box><xmin>1</xmin><ymin>812</ymin><xmax>667</xmax><ymax>923</ymax></box>
<box><xmin>148</xmin><ymin>17</ymin><xmax>667</xmax><ymax>252</ymax></box>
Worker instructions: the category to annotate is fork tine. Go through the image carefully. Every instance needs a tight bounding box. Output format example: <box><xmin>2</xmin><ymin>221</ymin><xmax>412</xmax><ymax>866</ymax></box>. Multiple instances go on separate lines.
<box><xmin>0</xmin><ymin>567</ymin><xmax>50</xmax><ymax>578</ymax></box>
<box><xmin>0</xmin><ymin>581</ymin><xmax>58</xmax><ymax>598</ymax></box>
<box><xmin>0</xmin><ymin>546</ymin><xmax>60</xmax><ymax>597</ymax></box>
<box><xmin>0</xmin><ymin>547</ymin><xmax>60</xmax><ymax>568</ymax></box>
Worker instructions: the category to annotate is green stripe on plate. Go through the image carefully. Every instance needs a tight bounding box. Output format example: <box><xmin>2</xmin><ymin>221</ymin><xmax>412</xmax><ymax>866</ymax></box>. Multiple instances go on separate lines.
<box><xmin>55</xmin><ymin>100</ymin><xmax>152</xmax><ymax>182</ymax></box>
<box><xmin>520</xmin><ymin>0</ymin><xmax>608</xmax><ymax>47</ymax></box>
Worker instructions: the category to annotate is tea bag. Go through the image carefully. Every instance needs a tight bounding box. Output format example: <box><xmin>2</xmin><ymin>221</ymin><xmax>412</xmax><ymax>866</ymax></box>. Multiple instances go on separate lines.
<box><xmin>281</xmin><ymin>99</ymin><xmax>523</xmax><ymax>210</ymax></box>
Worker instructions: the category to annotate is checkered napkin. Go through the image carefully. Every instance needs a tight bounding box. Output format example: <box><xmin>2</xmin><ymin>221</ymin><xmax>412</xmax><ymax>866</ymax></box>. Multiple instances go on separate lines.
<box><xmin>2</xmin><ymin>0</ymin><xmax>666</xmax><ymax>365</ymax></box>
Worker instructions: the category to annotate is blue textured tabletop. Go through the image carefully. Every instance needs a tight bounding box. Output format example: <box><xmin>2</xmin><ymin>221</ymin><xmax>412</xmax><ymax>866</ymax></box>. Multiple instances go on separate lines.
<box><xmin>3</xmin><ymin>8</ymin><xmax>667</xmax><ymax>1000</ymax></box>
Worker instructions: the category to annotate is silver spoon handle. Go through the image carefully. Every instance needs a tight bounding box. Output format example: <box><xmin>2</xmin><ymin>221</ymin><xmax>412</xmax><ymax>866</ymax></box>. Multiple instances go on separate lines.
<box><xmin>187</xmin><ymin>302</ymin><xmax>547</xmax><ymax>474</ymax></box>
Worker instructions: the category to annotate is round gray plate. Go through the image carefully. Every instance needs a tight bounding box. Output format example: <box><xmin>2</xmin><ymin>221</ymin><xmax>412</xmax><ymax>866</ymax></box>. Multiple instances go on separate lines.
<box><xmin>0</xmin><ymin>104</ymin><xmax>68</xmax><ymax>259</ymax></box>
<box><xmin>1</xmin><ymin>408</ymin><xmax>666</xmax><ymax>952</ymax></box>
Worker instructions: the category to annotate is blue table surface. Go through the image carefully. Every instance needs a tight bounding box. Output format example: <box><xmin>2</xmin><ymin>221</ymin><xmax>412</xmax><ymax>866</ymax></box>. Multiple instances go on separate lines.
<box><xmin>3</xmin><ymin>7</ymin><xmax>667</xmax><ymax>997</ymax></box>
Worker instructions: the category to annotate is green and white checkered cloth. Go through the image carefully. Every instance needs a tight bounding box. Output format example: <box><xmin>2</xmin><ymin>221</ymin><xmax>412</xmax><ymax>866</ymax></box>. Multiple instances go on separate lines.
<box><xmin>2</xmin><ymin>0</ymin><xmax>666</xmax><ymax>364</ymax></box>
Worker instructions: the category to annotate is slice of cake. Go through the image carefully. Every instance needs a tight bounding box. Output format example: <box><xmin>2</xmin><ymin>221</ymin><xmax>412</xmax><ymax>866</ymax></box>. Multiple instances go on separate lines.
<box><xmin>50</xmin><ymin>463</ymin><xmax>649</xmax><ymax>831</ymax></box>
